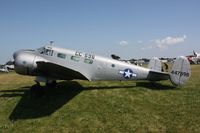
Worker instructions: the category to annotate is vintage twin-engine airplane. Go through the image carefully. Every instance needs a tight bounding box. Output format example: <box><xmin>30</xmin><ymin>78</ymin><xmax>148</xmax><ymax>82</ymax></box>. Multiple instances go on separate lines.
<box><xmin>186</xmin><ymin>50</ymin><xmax>200</xmax><ymax>64</ymax></box>
<box><xmin>0</xmin><ymin>65</ymin><xmax>9</xmax><ymax>73</ymax></box>
<box><xmin>13</xmin><ymin>45</ymin><xmax>191</xmax><ymax>88</ymax></box>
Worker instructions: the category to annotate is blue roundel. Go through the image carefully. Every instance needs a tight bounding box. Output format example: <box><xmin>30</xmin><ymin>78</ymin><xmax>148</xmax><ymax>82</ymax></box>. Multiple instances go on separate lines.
<box><xmin>123</xmin><ymin>68</ymin><xmax>133</xmax><ymax>79</ymax></box>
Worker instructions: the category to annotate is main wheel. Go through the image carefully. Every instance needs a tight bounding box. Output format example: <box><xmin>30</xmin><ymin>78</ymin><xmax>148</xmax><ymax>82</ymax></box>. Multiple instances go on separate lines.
<box><xmin>30</xmin><ymin>84</ymin><xmax>45</xmax><ymax>97</ymax></box>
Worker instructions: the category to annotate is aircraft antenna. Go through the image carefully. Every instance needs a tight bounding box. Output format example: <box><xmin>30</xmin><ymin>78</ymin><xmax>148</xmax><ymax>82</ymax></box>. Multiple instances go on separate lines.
<box><xmin>50</xmin><ymin>41</ymin><xmax>54</xmax><ymax>46</ymax></box>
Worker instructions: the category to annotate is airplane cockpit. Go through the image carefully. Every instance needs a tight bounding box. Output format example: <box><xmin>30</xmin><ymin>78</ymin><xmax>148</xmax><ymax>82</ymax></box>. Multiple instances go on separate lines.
<box><xmin>36</xmin><ymin>46</ymin><xmax>54</xmax><ymax>56</ymax></box>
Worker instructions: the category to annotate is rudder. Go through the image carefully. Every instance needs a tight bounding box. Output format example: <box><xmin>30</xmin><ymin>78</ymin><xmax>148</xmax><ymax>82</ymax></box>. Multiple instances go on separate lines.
<box><xmin>170</xmin><ymin>56</ymin><xmax>191</xmax><ymax>86</ymax></box>
<box><xmin>148</xmin><ymin>57</ymin><xmax>161</xmax><ymax>71</ymax></box>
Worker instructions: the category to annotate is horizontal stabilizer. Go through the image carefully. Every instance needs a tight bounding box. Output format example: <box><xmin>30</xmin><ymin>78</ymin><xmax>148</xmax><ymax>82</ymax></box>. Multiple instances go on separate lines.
<box><xmin>147</xmin><ymin>71</ymin><xmax>169</xmax><ymax>81</ymax></box>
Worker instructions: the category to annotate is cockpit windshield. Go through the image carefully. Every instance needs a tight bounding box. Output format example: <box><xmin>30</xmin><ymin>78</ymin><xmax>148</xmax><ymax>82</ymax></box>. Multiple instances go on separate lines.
<box><xmin>36</xmin><ymin>47</ymin><xmax>45</xmax><ymax>54</ymax></box>
<box><xmin>36</xmin><ymin>46</ymin><xmax>53</xmax><ymax>56</ymax></box>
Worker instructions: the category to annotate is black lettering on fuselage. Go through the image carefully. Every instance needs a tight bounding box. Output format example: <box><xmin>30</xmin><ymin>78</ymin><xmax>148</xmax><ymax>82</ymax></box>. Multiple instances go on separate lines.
<box><xmin>171</xmin><ymin>70</ymin><xmax>189</xmax><ymax>77</ymax></box>
<box><xmin>75</xmin><ymin>51</ymin><xmax>95</xmax><ymax>59</ymax></box>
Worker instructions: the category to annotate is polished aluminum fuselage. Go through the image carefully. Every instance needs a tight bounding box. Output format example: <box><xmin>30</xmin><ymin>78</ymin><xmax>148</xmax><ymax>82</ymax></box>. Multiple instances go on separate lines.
<box><xmin>14</xmin><ymin>46</ymin><xmax>151</xmax><ymax>81</ymax></box>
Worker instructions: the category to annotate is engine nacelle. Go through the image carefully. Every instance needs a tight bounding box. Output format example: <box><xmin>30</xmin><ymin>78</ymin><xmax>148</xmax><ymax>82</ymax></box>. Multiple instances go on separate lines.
<box><xmin>14</xmin><ymin>50</ymin><xmax>36</xmax><ymax>75</ymax></box>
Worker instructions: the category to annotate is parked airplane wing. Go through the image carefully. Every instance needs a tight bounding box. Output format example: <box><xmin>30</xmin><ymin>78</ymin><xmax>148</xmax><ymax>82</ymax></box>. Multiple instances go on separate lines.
<box><xmin>36</xmin><ymin>61</ymin><xmax>89</xmax><ymax>80</ymax></box>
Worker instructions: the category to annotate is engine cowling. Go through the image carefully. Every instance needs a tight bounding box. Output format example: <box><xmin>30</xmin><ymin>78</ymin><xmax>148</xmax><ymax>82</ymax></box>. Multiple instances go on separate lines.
<box><xmin>14</xmin><ymin>50</ymin><xmax>37</xmax><ymax>75</ymax></box>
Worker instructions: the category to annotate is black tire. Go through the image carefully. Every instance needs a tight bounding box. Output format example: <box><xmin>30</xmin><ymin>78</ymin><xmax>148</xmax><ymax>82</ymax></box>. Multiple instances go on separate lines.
<box><xmin>45</xmin><ymin>81</ymin><xmax>57</xmax><ymax>88</ymax></box>
<box><xmin>30</xmin><ymin>84</ymin><xmax>45</xmax><ymax>98</ymax></box>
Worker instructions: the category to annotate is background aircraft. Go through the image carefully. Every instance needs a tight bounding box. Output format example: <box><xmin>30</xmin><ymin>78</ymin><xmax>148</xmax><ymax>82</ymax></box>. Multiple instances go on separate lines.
<box><xmin>0</xmin><ymin>65</ymin><xmax>9</xmax><ymax>73</ymax></box>
<box><xmin>186</xmin><ymin>50</ymin><xmax>200</xmax><ymax>64</ymax></box>
<box><xmin>193</xmin><ymin>50</ymin><xmax>200</xmax><ymax>64</ymax></box>
<box><xmin>0</xmin><ymin>60</ymin><xmax>15</xmax><ymax>73</ymax></box>
<box><xmin>13</xmin><ymin>45</ymin><xmax>191</xmax><ymax>90</ymax></box>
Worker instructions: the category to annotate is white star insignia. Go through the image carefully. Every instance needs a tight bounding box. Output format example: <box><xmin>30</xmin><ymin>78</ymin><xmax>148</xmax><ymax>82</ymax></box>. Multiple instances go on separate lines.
<box><xmin>124</xmin><ymin>69</ymin><xmax>132</xmax><ymax>78</ymax></box>
<box><xmin>119</xmin><ymin>69</ymin><xmax>137</xmax><ymax>79</ymax></box>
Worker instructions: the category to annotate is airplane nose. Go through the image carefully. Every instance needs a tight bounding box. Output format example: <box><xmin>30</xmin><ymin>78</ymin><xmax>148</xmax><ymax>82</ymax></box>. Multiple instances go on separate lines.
<box><xmin>13</xmin><ymin>50</ymin><xmax>36</xmax><ymax>75</ymax></box>
<box><xmin>13</xmin><ymin>51</ymin><xmax>18</xmax><ymax>59</ymax></box>
<box><xmin>13</xmin><ymin>50</ymin><xmax>23</xmax><ymax>59</ymax></box>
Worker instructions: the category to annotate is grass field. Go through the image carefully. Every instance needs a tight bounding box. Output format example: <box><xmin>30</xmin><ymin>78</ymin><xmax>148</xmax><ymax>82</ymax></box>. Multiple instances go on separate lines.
<box><xmin>0</xmin><ymin>65</ymin><xmax>200</xmax><ymax>133</ymax></box>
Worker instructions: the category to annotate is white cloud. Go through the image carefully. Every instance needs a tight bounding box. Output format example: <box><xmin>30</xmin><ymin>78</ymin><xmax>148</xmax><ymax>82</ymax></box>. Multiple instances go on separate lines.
<box><xmin>154</xmin><ymin>35</ymin><xmax>187</xmax><ymax>50</ymax></box>
<box><xmin>119</xmin><ymin>40</ymin><xmax>129</xmax><ymax>46</ymax></box>
<box><xmin>141</xmin><ymin>45</ymin><xmax>153</xmax><ymax>51</ymax></box>
<box><xmin>137</xmin><ymin>40</ymin><xmax>143</xmax><ymax>44</ymax></box>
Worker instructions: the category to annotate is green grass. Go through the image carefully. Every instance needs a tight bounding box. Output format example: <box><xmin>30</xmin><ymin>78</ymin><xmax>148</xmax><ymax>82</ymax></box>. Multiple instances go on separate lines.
<box><xmin>0</xmin><ymin>65</ymin><xmax>200</xmax><ymax>133</ymax></box>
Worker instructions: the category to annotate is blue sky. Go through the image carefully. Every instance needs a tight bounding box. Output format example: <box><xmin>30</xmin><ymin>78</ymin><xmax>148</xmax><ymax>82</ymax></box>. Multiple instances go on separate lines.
<box><xmin>0</xmin><ymin>0</ymin><xmax>199</xmax><ymax>64</ymax></box>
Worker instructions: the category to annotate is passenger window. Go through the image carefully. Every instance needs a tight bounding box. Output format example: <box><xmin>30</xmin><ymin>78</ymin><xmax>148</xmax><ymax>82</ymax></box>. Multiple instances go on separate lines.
<box><xmin>71</xmin><ymin>56</ymin><xmax>80</xmax><ymax>62</ymax></box>
<box><xmin>57</xmin><ymin>53</ymin><xmax>66</xmax><ymax>59</ymax></box>
<box><xmin>84</xmin><ymin>59</ymin><xmax>93</xmax><ymax>64</ymax></box>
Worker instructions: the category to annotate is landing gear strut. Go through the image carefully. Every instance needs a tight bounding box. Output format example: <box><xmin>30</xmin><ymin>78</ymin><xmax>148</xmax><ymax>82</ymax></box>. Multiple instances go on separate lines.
<box><xmin>30</xmin><ymin>80</ymin><xmax>57</xmax><ymax>97</ymax></box>
<box><xmin>45</xmin><ymin>80</ymin><xmax>57</xmax><ymax>88</ymax></box>
<box><xmin>30</xmin><ymin>81</ymin><xmax>44</xmax><ymax>97</ymax></box>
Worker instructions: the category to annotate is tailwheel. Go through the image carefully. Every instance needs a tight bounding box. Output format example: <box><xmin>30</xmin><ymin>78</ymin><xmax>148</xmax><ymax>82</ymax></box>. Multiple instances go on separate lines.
<box><xmin>45</xmin><ymin>80</ymin><xmax>57</xmax><ymax>88</ymax></box>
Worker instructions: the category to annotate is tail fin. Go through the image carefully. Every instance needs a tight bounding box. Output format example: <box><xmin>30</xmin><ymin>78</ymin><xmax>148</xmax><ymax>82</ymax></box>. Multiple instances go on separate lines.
<box><xmin>148</xmin><ymin>57</ymin><xmax>161</xmax><ymax>71</ymax></box>
<box><xmin>193</xmin><ymin>50</ymin><xmax>197</xmax><ymax>57</ymax></box>
<box><xmin>170</xmin><ymin>56</ymin><xmax>191</xmax><ymax>86</ymax></box>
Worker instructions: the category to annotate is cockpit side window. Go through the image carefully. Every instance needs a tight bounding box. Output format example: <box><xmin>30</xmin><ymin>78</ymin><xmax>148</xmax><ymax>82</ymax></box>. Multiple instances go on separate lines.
<box><xmin>44</xmin><ymin>49</ymin><xmax>53</xmax><ymax>56</ymax></box>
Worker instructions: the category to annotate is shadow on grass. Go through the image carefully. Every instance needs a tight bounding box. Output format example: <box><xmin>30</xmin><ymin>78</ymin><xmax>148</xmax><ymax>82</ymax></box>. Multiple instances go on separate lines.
<box><xmin>8</xmin><ymin>81</ymin><xmax>84</xmax><ymax>121</ymax></box>
<box><xmin>1</xmin><ymin>80</ymin><xmax>175</xmax><ymax>121</ymax></box>
<box><xmin>0</xmin><ymin>88</ymin><xmax>28</xmax><ymax>98</ymax></box>
<box><xmin>136</xmin><ymin>81</ymin><xmax>176</xmax><ymax>90</ymax></box>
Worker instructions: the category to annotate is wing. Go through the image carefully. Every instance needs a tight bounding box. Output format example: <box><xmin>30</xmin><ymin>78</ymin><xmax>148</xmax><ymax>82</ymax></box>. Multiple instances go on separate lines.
<box><xmin>147</xmin><ymin>70</ymin><xmax>170</xmax><ymax>81</ymax></box>
<box><xmin>35</xmin><ymin>61</ymin><xmax>89</xmax><ymax>80</ymax></box>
